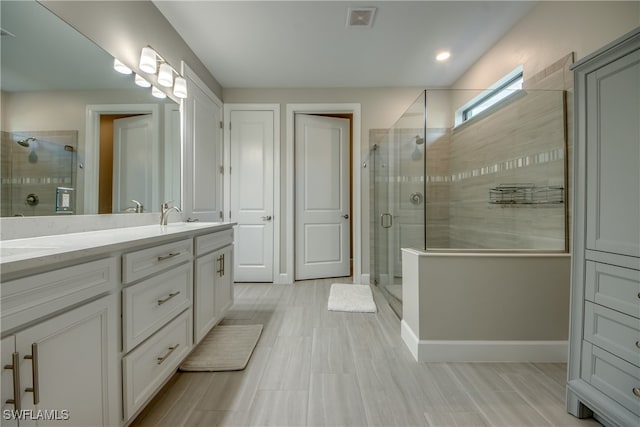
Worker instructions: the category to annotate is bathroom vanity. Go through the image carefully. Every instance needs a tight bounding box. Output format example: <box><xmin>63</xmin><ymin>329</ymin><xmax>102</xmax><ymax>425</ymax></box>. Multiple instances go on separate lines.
<box><xmin>0</xmin><ymin>222</ymin><xmax>234</xmax><ymax>426</ymax></box>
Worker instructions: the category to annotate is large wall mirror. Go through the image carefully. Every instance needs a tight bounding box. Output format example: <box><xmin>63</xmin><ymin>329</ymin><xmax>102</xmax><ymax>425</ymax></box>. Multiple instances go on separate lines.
<box><xmin>1</xmin><ymin>0</ymin><xmax>181</xmax><ymax>217</ymax></box>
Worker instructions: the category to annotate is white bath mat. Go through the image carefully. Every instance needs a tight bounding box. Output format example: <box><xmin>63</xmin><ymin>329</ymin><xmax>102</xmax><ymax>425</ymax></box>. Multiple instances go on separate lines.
<box><xmin>328</xmin><ymin>283</ymin><xmax>377</xmax><ymax>313</ymax></box>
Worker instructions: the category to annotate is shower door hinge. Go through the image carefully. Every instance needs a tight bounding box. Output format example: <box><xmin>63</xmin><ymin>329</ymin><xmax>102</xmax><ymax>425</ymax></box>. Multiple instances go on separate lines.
<box><xmin>219</xmin><ymin>211</ymin><xmax>223</xmax><ymax>221</ymax></box>
<box><xmin>229</xmin><ymin>210</ymin><xmax>232</xmax><ymax>219</ymax></box>
<box><xmin>219</xmin><ymin>121</ymin><xmax>223</xmax><ymax>129</ymax></box>
<box><xmin>219</xmin><ymin>166</ymin><xmax>224</xmax><ymax>174</ymax></box>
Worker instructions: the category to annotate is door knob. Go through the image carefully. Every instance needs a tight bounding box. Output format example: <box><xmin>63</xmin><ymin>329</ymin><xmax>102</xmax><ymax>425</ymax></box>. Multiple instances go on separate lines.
<box><xmin>343</xmin><ymin>214</ymin><xmax>349</xmax><ymax>219</ymax></box>
<box><xmin>262</xmin><ymin>215</ymin><xmax>272</xmax><ymax>221</ymax></box>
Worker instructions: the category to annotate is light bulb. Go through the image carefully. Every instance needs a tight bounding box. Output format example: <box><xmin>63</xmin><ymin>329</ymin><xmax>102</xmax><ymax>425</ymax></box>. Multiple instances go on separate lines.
<box><xmin>139</xmin><ymin>47</ymin><xmax>157</xmax><ymax>74</ymax></box>
<box><xmin>436</xmin><ymin>51</ymin><xmax>451</xmax><ymax>62</ymax></box>
<box><xmin>151</xmin><ymin>86</ymin><xmax>166</xmax><ymax>99</ymax></box>
<box><xmin>173</xmin><ymin>76</ymin><xmax>188</xmax><ymax>98</ymax></box>
<box><xmin>157</xmin><ymin>63</ymin><xmax>173</xmax><ymax>87</ymax></box>
<box><xmin>113</xmin><ymin>58</ymin><xmax>132</xmax><ymax>74</ymax></box>
<box><xmin>134</xmin><ymin>74</ymin><xmax>151</xmax><ymax>88</ymax></box>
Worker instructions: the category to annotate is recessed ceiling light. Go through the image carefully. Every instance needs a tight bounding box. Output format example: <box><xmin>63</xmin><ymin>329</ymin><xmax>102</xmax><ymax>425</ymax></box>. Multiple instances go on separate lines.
<box><xmin>436</xmin><ymin>51</ymin><xmax>451</xmax><ymax>62</ymax></box>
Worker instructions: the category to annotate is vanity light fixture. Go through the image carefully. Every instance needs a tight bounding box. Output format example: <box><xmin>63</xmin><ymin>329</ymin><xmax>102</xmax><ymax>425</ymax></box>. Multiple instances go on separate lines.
<box><xmin>139</xmin><ymin>46</ymin><xmax>157</xmax><ymax>74</ymax></box>
<box><xmin>151</xmin><ymin>86</ymin><xmax>167</xmax><ymax>99</ymax></box>
<box><xmin>113</xmin><ymin>58</ymin><xmax>132</xmax><ymax>74</ymax></box>
<box><xmin>134</xmin><ymin>74</ymin><xmax>151</xmax><ymax>88</ymax></box>
<box><xmin>137</xmin><ymin>45</ymin><xmax>188</xmax><ymax>99</ymax></box>
<box><xmin>173</xmin><ymin>76</ymin><xmax>188</xmax><ymax>99</ymax></box>
<box><xmin>157</xmin><ymin>63</ymin><xmax>174</xmax><ymax>87</ymax></box>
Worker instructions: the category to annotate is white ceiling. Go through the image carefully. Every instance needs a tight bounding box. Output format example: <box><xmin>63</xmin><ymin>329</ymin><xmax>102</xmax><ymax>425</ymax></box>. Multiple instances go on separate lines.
<box><xmin>153</xmin><ymin>1</ymin><xmax>536</xmax><ymax>89</ymax></box>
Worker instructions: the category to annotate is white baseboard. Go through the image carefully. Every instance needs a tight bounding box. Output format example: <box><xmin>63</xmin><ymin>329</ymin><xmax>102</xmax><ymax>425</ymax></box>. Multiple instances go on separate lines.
<box><xmin>274</xmin><ymin>273</ymin><xmax>292</xmax><ymax>285</ymax></box>
<box><xmin>401</xmin><ymin>320</ymin><xmax>568</xmax><ymax>363</ymax></box>
<box><xmin>360</xmin><ymin>273</ymin><xmax>371</xmax><ymax>285</ymax></box>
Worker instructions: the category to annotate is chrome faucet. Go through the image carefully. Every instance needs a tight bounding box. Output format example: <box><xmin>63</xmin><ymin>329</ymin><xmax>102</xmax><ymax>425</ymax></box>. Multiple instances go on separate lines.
<box><xmin>125</xmin><ymin>200</ymin><xmax>144</xmax><ymax>213</ymax></box>
<box><xmin>160</xmin><ymin>201</ymin><xmax>182</xmax><ymax>226</ymax></box>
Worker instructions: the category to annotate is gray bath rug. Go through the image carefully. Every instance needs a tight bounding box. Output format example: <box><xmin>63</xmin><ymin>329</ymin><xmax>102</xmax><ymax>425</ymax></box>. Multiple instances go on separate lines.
<box><xmin>328</xmin><ymin>283</ymin><xmax>377</xmax><ymax>313</ymax></box>
<box><xmin>179</xmin><ymin>324</ymin><xmax>263</xmax><ymax>371</ymax></box>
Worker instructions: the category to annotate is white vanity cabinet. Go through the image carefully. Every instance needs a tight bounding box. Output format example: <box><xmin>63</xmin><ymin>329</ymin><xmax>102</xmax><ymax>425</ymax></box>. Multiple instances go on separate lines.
<box><xmin>568</xmin><ymin>28</ymin><xmax>640</xmax><ymax>427</ymax></box>
<box><xmin>0</xmin><ymin>258</ymin><xmax>119</xmax><ymax>427</ymax></box>
<box><xmin>1</xmin><ymin>222</ymin><xmax>236</xmax><ymax>426</ymax></box>
<box><xmin>194</xmin><ymin>229</ymin><xmax>234</xmax><ymax>344</ymax></box>
<box><xmin>121</xmin><ymin>238</ymin><xmax>194</xmax><ymax>420</ymax></box>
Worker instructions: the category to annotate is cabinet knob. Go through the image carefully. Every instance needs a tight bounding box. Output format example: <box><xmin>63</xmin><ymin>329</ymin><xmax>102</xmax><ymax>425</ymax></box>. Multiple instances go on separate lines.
<box><xmin>636</xmin><ymin>340</ymin><xmax>640</xmax><ymax>349</ymax></box>
<box><xmin>633</xmin><ymin>387</ymin><xmax>640</xmax><ymax>398</ymax></box>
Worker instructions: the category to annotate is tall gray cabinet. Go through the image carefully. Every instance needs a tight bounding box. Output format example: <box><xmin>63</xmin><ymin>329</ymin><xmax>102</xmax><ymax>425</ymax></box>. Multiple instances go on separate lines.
<box><xmin>567</xmin><ymin>27</ymin><xmax>640</xmax><ymax>427</ymax></box>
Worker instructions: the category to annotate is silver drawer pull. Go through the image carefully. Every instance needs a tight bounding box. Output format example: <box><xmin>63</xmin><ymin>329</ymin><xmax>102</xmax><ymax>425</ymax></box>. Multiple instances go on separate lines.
<box><xmin>158</xmin><ymin>252</ymin><xmax>181</xmax><ymax>261</ymax></box>
<box><xmin>24</xmin><ymin>343</ymin><xmax>39</xmax><ymax>405</ymax></box>
<box><xmin>4</xmin><ymin>352</ymin><xmax>21</xmax><ymax>411</ymax></box>
<box><xmin>157</xmin><ymin>344</ymin><xmax>179</xmax><ymax>365</ymax></box>
<box><xmin>633</xmin><ymin>387</ymin><xmax>640</xmax><ymax>398</ymax></box>
<box><xmin>157</xmin><ymin>291</ymin><xmax>181</xmax><ymax>305</ymax></box>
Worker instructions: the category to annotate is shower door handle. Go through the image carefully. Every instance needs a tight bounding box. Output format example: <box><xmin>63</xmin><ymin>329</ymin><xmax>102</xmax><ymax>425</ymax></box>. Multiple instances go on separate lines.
<box><xmin>380</xmin><ymin>213</ymin><xmax>393</xmax><ymax>228</ymax></box>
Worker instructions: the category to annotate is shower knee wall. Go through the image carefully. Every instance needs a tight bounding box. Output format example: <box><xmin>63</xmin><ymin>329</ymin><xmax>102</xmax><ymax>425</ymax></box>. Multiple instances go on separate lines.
<box><xmin>401</xmin><ymin>249</ymin><xmax>570</xmax><ymax>362</ymax></box>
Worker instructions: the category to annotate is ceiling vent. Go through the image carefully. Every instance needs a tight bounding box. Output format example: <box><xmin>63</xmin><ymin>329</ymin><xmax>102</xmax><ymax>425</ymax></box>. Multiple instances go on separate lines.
<box><xmin>346</xmin><ymin>7</ymin><xmax>376</xmax><ymax>28</ymax></box>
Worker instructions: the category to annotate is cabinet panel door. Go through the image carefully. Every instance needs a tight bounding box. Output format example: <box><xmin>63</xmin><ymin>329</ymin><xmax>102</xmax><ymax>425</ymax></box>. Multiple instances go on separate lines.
<box><xmin>215</xmin><ymin>246</ymin><xmax>234</xmax><ymax>316</ymax></box>
<box><xmin>1</xmin><ymin>336</ymin><xmax>18</xmax><ymax>426</ymax></box>
<box><xmin>586</xmin><ymin>49</ymin><xmax>640</xmax><ymax>257</ymax></box>
<box><xmin>16</xmin><ymin>295</ymin><xmax>118</xmax><ymax>427</ymax></box>
<box><xmin>182</xmin><ymin>64</ymin><xmax>223</xmax><ymax>221</ymax></box>
<box><xmin>194</xmin><ymin>251</ymin><xmax>218</xmax><ymax>344</ymax></box>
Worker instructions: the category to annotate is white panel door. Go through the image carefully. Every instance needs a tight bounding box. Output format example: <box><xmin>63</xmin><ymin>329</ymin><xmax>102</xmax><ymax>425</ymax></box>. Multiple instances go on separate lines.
<box><xmin>112</xmin><ymin>115</ymin><xmax>156</xmax><ymax>213</ymax></box>
<box><xmin>183</xmin><ymin>65</ymin><xmax>223</xmax><ymax>221</ymax></box>
<box><xmin>295</xmin><ymin>114</ymin><xmax>350</xmax><ymax>280</ymax></box>
<box><xmin>230</xmin><ymin>110</ymin><xmax>274</xmax><ymax>282</ymax></box>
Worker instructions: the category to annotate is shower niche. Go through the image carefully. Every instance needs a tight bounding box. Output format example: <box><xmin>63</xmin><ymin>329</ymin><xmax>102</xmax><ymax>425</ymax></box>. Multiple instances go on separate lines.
<box><xmin>1</xmin><ymin>130</ymin><xmax>77</xmax><ymax>216</ymax></box>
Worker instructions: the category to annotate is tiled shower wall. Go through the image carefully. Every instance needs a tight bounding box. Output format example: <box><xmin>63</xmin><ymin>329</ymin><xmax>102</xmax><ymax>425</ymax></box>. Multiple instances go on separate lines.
<box><xmin>447</xmin><ymin>90</ymin><xmax>566</xmax><ymax>250</ymax></box>
<box><xmin>1</xmin><ymin>130</ymin><xmax>77</xmax><ymax>217</ymax></box>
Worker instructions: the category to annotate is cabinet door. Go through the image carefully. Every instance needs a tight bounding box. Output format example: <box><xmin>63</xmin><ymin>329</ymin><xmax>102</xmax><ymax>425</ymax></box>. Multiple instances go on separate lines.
<box><xmin>16</xmin><ymin>295</ymin><xmax>118</xmax><ymax>427</ymax></box>
<box><xmin>215</xmin><ymin>246</ymin><xmax>234</xmax><ymax>316</ymax></box>
<box><xmin>1</xmin><ymin>336</ymin><xmax>18</xmax><ymax>426</ymax></box>
<box><xmin>586</xmin><ymin>49</ymin><xmax>640</xmax><ymax>257</ymax></box>
<box><xmin>182</xmin><ymin>64</ymin><xmax>223</xmax><ymax>222</ymax></box>
<box><xmin>194</xmin><ymin>251</ymin><xmax>218</xmax><ymax>344</ymax></box>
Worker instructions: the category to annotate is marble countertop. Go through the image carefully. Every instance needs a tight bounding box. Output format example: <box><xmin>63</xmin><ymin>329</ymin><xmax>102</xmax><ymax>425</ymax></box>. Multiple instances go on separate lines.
<box><xmin>0</xmin><ymin>222</ymin><xmax>234</xmax><ymax>280</ymax></box>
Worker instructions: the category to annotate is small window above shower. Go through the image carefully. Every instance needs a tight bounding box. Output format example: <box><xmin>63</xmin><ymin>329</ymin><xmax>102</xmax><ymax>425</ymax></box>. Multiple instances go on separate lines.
<box><xmin>455</xmin><ymin>66</ymin><xmax>524</xmax><ymax>126</ymax></box>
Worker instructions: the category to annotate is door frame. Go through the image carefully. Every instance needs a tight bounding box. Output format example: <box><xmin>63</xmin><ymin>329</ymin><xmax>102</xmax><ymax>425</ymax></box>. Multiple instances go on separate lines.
<box><xmin>285</xmin><ymin>103</ymin><xmax>362</xmax><ymax>284</ymax></box>
<box><xmin>85</xmin><ymin>104</ymin><xmax>160</xmax><ymax>214</ymax></box>
<box><xmin>223</xmin><ymin>104</ymin><xmax>281</xmax><ymax>282</ymax></box>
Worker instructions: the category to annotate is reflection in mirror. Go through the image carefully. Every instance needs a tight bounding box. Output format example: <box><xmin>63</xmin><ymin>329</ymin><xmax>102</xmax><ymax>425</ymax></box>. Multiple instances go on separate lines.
<box><xmin>0</xmin><ymin>0</ymin><xmax>180</xmax><ymax>217</ymax></box>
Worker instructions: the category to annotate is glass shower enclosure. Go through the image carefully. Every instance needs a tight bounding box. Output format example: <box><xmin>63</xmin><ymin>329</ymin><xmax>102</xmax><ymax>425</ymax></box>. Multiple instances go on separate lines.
<box><xmin>371</xmin><ymin>88</ymin><xmax>569</xmax><ymax>316</ymax></box>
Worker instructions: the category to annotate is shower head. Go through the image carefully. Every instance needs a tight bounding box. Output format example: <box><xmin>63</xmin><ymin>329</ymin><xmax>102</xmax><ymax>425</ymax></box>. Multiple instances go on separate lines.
<box><xmin>415</xmin><ymin>135</ymin><xmax>424</xmax><ymax>145</ymax></box>
<box><xmin>16</xmin><ymin>137</ymin><xmax>36</xmax><ymax>147</ymax></box>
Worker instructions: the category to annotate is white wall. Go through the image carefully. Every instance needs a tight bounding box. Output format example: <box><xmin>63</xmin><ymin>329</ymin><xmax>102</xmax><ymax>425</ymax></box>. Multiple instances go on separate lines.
<box><xmin>40</xmin><ymin>0</ymin><xmax>222</xmax><ymax>99</ymax></box>
<box><xmin>452</xmin><ymin>1</ymin><xmax>640</xmax><ymax>94</ymax></box>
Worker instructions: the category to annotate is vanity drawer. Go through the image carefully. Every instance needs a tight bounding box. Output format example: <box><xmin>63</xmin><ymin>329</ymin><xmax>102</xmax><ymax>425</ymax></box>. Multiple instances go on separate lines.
<box><xmin>1</xmin><ymin>257</ymin><xmax>118</xmax><ymax>333</ymax></box>
<box><xmin>581</xmin><ymin>341</ymin><xmax>640</xmax><ymax>416</ymax></box>
<box><xmin>122</xmin><ymin>238</ymin><xmax>193</xmax><ymax>284</ymax></box>
<box><xmin>195</xmin><ymin>229</ymin><xmax>233</xmax><ymax>257</ymax></box>
<box><xmin>585</xmin><ymin>261</ymin><xmax>640</xmax><ymax>319</ymax></box>
<box><xmin>585</xmin><ymin>301</ymin><xmax>640</xmax><ymax>366</ymax></box>
<box><xmin>122</xmin><ymin>262</ymin><xmax>192</xmax><ymax>352</ymax></box>
<box><xmin>122</xmin><ymin>308</ymin><xmax>191</xmax><ymax>420</ymax></box>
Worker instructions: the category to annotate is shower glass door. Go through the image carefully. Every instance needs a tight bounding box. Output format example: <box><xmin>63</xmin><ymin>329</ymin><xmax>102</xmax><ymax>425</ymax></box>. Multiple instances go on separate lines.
<box><xmin>372</xmin><ymin>91</ymin><xmax>426</xmax><ymax>316</ymax></box>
